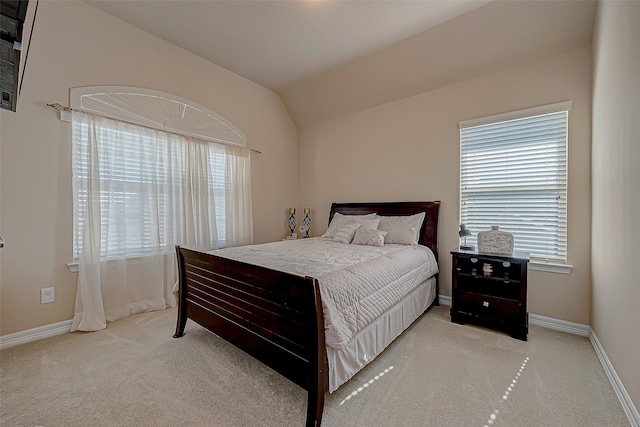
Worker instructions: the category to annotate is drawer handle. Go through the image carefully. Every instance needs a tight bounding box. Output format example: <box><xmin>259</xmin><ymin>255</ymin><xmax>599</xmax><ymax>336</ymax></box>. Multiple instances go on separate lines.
<box><xmin>483</xmin><ymin>301</ymin><xmax>489</xmax><ymax>307</ymax></box>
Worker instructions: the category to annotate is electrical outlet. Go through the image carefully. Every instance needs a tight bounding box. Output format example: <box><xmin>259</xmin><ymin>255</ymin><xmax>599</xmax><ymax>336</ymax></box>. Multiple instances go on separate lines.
<box><xmin>41</xmin><ymin>287</ymin><xmax>55</xmax><ymax>304</ymax></box>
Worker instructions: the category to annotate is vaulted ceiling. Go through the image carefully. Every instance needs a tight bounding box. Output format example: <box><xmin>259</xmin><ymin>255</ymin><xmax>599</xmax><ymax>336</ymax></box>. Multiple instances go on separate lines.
<box><xmin>86</xmin><ymin>0</ymin><xmax>596</xmax><ymax>127</ymax></box>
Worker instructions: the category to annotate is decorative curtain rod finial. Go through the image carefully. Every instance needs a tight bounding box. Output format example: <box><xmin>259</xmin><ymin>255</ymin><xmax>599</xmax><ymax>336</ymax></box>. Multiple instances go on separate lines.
<box><xmin>47</xmin><ymin>103</ymin><xmax>72</xmax><ymax>112</ymax></box>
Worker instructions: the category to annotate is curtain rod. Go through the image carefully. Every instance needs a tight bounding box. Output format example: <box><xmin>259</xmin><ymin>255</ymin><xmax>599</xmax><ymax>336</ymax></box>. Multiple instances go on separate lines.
<box><xmin>46</xmin><ymin>103</ymin><xmax>262</xmax><ymax>155</ymax></box>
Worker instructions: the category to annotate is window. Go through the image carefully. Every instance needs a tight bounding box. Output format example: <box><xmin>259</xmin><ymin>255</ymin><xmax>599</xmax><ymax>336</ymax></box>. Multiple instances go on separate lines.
<box><xmin>459</xmin><ymin>101</ymin><xmax>571</xmax><ymax>265</ymax></box>
<box><xmin>70</xmin><ymin>87</ymin><xmax>253</xmax><ymax>261</ymax></box>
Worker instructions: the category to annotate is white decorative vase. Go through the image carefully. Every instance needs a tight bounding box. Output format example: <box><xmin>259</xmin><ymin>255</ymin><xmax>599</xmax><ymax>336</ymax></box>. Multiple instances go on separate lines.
<box><xmin>477</xmin><ymin>226</ymin><xmax>514</xmax><ymax>254</ymax></box>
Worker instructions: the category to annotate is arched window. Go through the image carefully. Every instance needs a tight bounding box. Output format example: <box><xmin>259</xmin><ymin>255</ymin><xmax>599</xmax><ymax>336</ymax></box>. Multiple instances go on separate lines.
<box><xmin>70</xmin><ymin>86</ymin><xmax>246</xmax><ymax>147</ymax></box>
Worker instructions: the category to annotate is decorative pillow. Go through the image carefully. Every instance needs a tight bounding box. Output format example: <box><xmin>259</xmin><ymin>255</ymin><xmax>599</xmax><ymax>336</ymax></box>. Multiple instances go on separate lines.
<box><xmin>323</xmin><ymin>213</ymin><xmax>377</xmax><ymax>238</ymax></box>
<box><xmin>378</xmin><ymin>212</ymin><xmax>426</xmax><ymax>245</ymax></box>
<box><xmin>332</xmin><ymin>223</ymin><xmax>361</xmax><ymax>244</ymax></box>
<box><xmin>351</xmin><ymin>228</ymin><xmax>387</xmax><ymax>247</ymax></box>
<box><xmin>356</xmin><ymin>217</ymin><xmax>380</xmax><ymax>231</ymax></box>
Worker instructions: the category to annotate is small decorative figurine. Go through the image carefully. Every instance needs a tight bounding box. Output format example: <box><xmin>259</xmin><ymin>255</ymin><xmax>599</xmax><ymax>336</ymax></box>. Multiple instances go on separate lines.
<box><xmin>288</xmin><ymin>208</ymin><xmax>297</xmax><ymax>237</ymax></box>
<box><xmin>301</xmin><ymin>208</ymin><xmax>312</xmax><ymax>238</ymax></box>
<box><xmin>483</xmin><ymin>263</ymin><xmax>493</xmax><ymax>277</ymax></box>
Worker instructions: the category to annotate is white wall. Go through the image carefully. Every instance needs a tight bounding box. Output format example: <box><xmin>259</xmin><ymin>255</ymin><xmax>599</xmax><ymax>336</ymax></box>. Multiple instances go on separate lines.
<box><xmin>298</xmin><ymin>47</ymin><xmax>593</xmax><ymax>324</ymax></box>
<box><xmin>0</xmin><ymin>1</ymin><xmax>298</xmax><ymax>335</ymax></box>
<box><xmin>592</xmin><ymin>0</ymin><xmax>640</xmax><ymax>413</ymax></box>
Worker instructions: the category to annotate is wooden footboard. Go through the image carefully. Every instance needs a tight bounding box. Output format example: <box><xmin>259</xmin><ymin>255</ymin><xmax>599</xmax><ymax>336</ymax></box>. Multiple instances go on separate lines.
<box><xmin>174</xmin><ymin>246</ymin><xmax>328</xmax><ymax>427</ymax></box>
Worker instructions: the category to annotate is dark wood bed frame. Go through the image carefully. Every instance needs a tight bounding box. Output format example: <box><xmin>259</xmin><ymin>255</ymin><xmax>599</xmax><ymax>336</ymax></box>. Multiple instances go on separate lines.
<box><xmin>173</xmin><ymin>201</ymin><xmax>440</xmax><ymax>426</ymax></box>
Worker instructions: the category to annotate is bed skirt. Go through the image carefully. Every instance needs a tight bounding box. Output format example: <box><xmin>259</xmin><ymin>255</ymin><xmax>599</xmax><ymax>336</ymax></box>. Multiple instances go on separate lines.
<box><xmin>326</xmin><ymin>276</ymin><xmax>436</xmax><ymax>392</ymax></box>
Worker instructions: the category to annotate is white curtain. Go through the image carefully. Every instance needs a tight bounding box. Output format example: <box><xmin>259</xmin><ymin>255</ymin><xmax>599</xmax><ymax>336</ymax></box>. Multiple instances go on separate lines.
<box><xmin>71</xmin><ymin>111</ymin><xmax>252</xmax><ymax>331</ymax></box>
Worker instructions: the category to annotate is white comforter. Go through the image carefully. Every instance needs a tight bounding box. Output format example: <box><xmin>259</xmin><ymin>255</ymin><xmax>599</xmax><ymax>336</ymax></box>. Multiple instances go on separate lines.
<box><xmin>210</xmin><ymin>238</ymin><xmax>438</xmax><ymax>350</ymax></box>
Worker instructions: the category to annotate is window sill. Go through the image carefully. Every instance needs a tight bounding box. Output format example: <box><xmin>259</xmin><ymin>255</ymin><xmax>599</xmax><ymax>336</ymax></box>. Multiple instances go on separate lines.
<box><xmin>529</xmin><ymin>261</ymin><xmax>573</xmax><ymax>274</ymax></box>
<box><xmin>67</xmin><ymin>251</ymin><xmax>177</xmax><ymax>273</ymax></box>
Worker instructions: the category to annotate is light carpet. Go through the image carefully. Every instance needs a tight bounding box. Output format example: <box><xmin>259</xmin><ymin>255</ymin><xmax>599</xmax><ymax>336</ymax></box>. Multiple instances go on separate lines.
<box><xmin>0</xmin><ymin>305</ymin><xmax>629</xmax><ymax>426</ymax></box>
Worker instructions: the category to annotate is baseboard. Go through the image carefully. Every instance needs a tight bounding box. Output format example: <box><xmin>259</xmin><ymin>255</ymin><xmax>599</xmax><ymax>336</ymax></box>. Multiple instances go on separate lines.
<box><xmin>0</xmin><ymin>319</ymin><xmax>73</xmax><ymax>350</ymax></box>
<box><xmin>590</xmin><ymin>330</ymin><xmax>640</xmax><ymax>427</ymax></box>
<box><xmin>438</xmin><ymin>294</ymin><xmax>452</xmax><ymax>306</ymax></box>
<box><xmin>528</xmin><ymin>313</ymin><xmax>590</xmax><ymax>337</ymax></box>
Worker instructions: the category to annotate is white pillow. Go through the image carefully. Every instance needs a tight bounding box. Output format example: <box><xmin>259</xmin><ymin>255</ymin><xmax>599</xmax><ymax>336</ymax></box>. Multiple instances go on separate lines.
<box><xmin>351</xmin><ymin>228</ymin><xmax>387</xmax><ymax>247</ymax></box>
<box><xmin>332</xmin><ymin>223</ymin><xmax>361</xmax><ymax>244</ymax></box>
<box><xmin>323</xmin><ymin>212</ymin><xmax>377</xmax><ymax>238</ymax></box>
<box><xmin>378</xmin><ymin>212</ymin><xmax>426</xmax><ymax>245</ymax></box>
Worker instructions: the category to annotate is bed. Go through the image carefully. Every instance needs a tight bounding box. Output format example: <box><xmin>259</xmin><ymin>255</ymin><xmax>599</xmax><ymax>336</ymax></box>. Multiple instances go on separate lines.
<box><xmin>173</xmin><ymin>201</ymin><xmax>440</xmax><ymax>426</ymax></box>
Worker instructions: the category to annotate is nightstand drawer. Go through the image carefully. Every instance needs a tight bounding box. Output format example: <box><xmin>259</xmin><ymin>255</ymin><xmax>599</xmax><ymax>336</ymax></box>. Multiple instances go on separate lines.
<box><xmin>455</xmin><ymin>291</ymin><xmax>522</xmax><ymax>323</ymax></box>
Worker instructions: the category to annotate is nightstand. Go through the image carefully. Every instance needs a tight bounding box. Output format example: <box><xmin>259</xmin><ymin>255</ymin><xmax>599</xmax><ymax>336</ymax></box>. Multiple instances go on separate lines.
<box><xmin>450</xmin><ymin>248</ymin><xmax>530</xmax><ymax>340</ymax></box>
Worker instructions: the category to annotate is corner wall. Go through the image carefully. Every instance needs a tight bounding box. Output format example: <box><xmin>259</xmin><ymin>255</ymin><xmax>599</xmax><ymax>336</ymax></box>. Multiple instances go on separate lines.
<box><xmin>592</xmin><ymin>0</ymin><xmax>640</xmax><ymax>413</ymax></box>
<box><xmin>0</xmin><ymin>1</ymin><xmax>298</xmax><ymax>335</ymax></box>
<box><xmin>298</xmin><ymin>47</ymin><xmax>593</xmax><ymax>324</ymax></box>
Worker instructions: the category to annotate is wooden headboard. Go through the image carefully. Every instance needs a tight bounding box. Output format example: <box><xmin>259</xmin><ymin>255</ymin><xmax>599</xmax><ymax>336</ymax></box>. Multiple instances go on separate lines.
<box><xmin>329</xmin><ymin>201</ymin><xmax>440</xmax><ymax>261</ymax></box>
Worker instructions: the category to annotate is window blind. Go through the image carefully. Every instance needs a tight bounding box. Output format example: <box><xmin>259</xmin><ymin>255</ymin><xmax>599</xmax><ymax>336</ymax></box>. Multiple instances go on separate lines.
<box><xmin>459</xmin><ymin>104</ymin><xmax>569</xmax><ymax>263</ymax></box>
